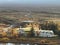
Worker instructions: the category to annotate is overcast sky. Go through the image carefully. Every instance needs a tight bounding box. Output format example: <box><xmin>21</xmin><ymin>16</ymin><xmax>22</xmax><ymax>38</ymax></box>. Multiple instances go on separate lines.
<box><xmin>0</xmin><ymin>0</ymin><xmax>60</xmax><ymax>12</ymax></box>
<box><xmin>0</xmin><ymin>0</ymin><xmax>60</xmax><ymax>6</ymax></box>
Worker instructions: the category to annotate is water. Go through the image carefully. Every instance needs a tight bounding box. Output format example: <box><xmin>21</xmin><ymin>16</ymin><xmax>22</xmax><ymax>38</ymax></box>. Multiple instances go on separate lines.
<box><xmin>0</xmin><ymin>43</ymin><xmax>38</xmax><ymax>45</ymax></box>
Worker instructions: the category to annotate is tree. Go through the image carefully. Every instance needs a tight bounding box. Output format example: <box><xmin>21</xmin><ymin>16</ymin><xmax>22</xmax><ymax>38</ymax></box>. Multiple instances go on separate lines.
<box><xmin>41</xmin><ymin>21</ymin><xmax>49</xmax><ymax>30</ymax></box>
<box><xmin>48</xmin><ymin>22</ymin><xmax>58</xmax><ymax>34</ymax></box>
<box><xmin>30</xmin><ymin>27</ymin><xmax>35</xmax><ymax>37</ymax></box>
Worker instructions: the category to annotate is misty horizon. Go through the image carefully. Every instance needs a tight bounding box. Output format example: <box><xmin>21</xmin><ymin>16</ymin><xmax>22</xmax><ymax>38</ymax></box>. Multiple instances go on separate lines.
<box><xmin>0</xmin><ymin>0</ymin><xmax>60</xmax><ymax>12</ymax></box>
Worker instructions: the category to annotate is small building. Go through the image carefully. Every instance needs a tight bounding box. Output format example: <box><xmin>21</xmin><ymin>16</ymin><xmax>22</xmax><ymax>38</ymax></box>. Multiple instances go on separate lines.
<box><xmin>20</xmin><ymin>20</ymin><xmax>40</xmax><ymax>31</ymax></box>
<box><xmin>34</xmin><ymin>30</ymin><xmax>57</xmax><ymax>37</ymax></box>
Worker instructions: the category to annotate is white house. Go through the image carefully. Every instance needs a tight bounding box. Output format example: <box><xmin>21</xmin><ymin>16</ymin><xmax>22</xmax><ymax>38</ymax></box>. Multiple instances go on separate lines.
<box><xmin>34</xmin><ymin>30</ymin><xmax>57</xmax><ymax>37</ymax></box>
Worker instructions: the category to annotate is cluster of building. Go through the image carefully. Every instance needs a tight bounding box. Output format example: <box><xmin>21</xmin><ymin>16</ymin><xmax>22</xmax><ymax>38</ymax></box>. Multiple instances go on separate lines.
<box><xmin>0</xmin><ymin>20</ymin><xmax>57</xmax><ymax>38</ymax></box>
